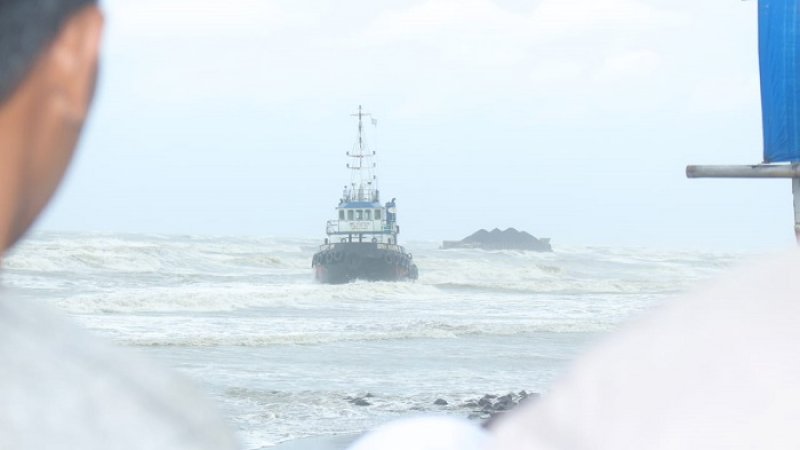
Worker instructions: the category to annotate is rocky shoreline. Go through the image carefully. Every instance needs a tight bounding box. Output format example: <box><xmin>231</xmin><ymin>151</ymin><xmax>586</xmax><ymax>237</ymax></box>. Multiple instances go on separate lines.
<box><xmin>270</xmin><ymin>391</ymin><xmax>543</xmax><ymax>450</ymax></box>
<box><xmin>463</xmin><ymin>391</ymin><xmax>539</xmax><ymax>426</ymax></box>
<box><xmin>345</xmin><ymin>390</ymin><xmax>539</xmax><ymax>426</ymax></box>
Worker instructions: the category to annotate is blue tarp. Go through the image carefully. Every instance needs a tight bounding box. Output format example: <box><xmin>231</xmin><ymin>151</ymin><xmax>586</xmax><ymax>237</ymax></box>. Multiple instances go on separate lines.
<box><xmin>760</xmin><ymin>0</ymin><xmax>800</xmax><ymax>163</ymax></box>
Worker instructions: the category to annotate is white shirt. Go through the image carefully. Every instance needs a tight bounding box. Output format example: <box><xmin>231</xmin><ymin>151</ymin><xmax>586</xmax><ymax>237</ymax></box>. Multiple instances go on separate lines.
<box><xmin>0</xmin><ymin>294</ymin><xmax>239</xmax><ymax>449</ymax></box>
<box><xmin>491</xmin><ymin>250</ymin><xmax>800</xmax><ymax>449</ymax></box>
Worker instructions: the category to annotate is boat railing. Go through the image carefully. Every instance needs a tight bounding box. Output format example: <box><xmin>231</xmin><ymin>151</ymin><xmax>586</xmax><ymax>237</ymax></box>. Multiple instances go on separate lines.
<box><xmin>317</xmin><ymin>242</ymin><xmax>406</xmax><ymax>253</ymax></box>
<box><xmin>326</xmin><ymin>220</ymin><xmax>395</xmax><ymax>234</ymax></box>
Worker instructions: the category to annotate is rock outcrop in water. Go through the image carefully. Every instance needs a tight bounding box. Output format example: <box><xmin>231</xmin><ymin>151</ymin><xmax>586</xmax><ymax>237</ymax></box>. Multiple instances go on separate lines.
<box><xmin>442</xmin><ymin>228</ymin><xmax>552</xmax><ymax>252</ymax></box>
<box><xmin>344</xmin><ymin>390</ymin><xmax>540</xmax><ymax>426</ymax></box>
<box><xmin>462</xmin><ymin>391</ymin><xmax>540</xmax><ymax>426</ymax></box>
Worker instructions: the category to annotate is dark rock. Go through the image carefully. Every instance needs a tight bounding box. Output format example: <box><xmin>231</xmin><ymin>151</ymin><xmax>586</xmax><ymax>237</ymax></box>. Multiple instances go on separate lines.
<box><xmin>434</xmin><ymin>399</ymin><xmax>449</xmax><ymax>406</ymax></box>
<box><xmin>494</xmin><ymin>400</ymin><xmax>513</xmax><ymax>411</ymax></box>
<box><xmin>350</xmin><ymin>398</ymin><xmax>370</xmax><ymax>406</ymax></box>
<box><xmin>461</xmin><ymin>391</ymin><xmax>542</xmax><ymax>428</ymax></box>
<box><xmin>442</xmin><ymin>228</ymin><xmax>552</xmax><ymax>252</ymax></box>
<box><xmin>364</xmin><ymin>393</ymin><xmax>375</xmax><ymax>398</ymax></box>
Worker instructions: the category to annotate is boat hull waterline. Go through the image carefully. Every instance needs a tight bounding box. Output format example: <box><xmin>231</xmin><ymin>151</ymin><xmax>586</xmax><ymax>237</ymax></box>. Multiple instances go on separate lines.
<box><xmin>313</xmin><ymin>243</ymin><xmax>418</xmax><ymax>284</ymax></box>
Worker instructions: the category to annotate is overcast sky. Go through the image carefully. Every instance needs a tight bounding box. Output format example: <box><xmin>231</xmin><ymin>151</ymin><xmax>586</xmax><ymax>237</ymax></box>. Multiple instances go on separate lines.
<box><xmin>36</xmin><ymin>0</ymin><xmax>794</xmax><ymax>250</ymax></box>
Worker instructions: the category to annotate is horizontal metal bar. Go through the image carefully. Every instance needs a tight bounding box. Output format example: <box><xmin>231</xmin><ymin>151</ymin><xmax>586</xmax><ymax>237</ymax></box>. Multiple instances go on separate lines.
<box><xmin>686</xmin><ymin>164</ymin><xmax>800</xmax><ymax>178</ymax></box>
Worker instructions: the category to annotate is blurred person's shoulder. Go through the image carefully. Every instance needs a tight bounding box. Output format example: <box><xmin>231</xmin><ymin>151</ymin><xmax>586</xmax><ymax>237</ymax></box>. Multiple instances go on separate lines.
<box><xmin>491</xmin><ymin>250</ymin><xmax>800</xmax><ymax>450</ymax></box>
<box><xmin>0</xmin><ymin>291</ymin><xmax>238</xmax><ymax>449</ymax></box>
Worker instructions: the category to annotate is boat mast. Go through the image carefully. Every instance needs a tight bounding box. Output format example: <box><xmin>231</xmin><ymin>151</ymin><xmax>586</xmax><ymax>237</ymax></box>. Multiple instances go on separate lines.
<box><xmin>346</xmin><ymin>105</ymin><xmax>378</xmax><ymax>203</ymax></box>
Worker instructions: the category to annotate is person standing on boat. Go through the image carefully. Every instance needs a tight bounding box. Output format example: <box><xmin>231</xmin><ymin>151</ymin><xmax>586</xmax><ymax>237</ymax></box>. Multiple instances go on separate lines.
<box><xmin>386</xmin><ymin>197</ymin><xmax>397</xmax><ymax>223</ymax></box>
<box><xmin>0</xmin><ymin>1</ymin><xmax>238</xmax><ymax>448</ymax></box>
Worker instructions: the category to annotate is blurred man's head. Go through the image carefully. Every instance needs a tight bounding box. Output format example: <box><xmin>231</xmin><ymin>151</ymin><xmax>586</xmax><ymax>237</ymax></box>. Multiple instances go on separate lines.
<box><xmin>0</xmin><ymin>0</ymin><xmax>103</xmax><ymax>253</ymax></box>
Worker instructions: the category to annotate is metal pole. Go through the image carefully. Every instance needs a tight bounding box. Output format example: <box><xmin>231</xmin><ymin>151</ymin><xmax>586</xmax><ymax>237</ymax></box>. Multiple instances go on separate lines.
<box><xmin>687</xmin><ymin>164</ymin><xmax>800</xmax><ymax>178</ymax></box>
<box><xmin>686</xmin><ymin>163</ymin><xmax>800</xmax><ymax>244</ymax></box>
<box><xmin>794</xmin><ymin>177</ymin><xmax>800</xmax><ymax>243</ymax></box>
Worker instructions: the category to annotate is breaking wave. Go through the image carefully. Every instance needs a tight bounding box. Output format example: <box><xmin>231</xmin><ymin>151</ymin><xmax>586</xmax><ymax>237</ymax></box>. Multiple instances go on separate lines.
<box><xmin>115</xmin><ymin>320</ymin><xmax>613</xmax><ymax>348</ymax></box>
<box><xmin>4</xmin><ymin>233</ymin><xmax>303</xmax><ymax>275</ymax></box>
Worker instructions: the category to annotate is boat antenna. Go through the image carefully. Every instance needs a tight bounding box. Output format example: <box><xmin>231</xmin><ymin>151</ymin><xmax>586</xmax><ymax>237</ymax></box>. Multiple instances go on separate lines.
<box><xmin>346</xmin><ymin>105</ymin><xmax>379</xmax><ymax>203</ymax></box>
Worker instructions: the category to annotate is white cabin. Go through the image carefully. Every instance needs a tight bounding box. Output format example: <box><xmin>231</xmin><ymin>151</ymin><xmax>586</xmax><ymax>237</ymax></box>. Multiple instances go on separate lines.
<box><xmin>325</xmin><ymin>200</ymin><xmax>399</xmax><ymax>244</ymax></box>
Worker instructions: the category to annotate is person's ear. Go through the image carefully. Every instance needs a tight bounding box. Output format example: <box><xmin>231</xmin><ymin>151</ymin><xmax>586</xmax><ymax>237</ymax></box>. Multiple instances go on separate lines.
<box><xmin>42</xmin><ymin>5</ymin><xmax>104</xmax><ymax>125</ymax></box>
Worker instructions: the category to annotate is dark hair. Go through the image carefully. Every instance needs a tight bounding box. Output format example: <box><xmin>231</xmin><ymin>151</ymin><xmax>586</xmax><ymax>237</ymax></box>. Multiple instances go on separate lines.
<box><xmin>0</xmin><ymin>0</ymin><xmax>96</xmax><ymax>103</ymax></box>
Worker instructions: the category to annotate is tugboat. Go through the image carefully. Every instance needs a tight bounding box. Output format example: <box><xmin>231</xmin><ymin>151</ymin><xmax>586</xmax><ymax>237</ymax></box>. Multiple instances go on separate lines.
<box><xmin>312</xmin><ymin>106</ymin><xmax>418</xmax><ymax>284</ymax></box>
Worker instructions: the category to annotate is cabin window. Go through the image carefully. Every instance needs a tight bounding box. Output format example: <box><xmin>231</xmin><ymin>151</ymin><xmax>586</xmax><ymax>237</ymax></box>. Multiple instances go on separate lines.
<box><xmin>356</xmin><ymin>210</ymin><xmax>363</xmax><ymax>220</ymax></box>
<box><xmin>339</xmin><ymin>210</ymin><xmax>345</xmax><ymax>220</ymax></box>
<box><xmin>347</xmin><ymin>210</ymin><xmax>354</xmax><ymax>220</ymax></box>
<box><xmin>365</xmin><ymin>210</ymin><xmax>372</xmax><ymax>220</ymax></box>
<box><xmin>375</xmin><ymin>209</ymin><xmax>382</xmax><ymax>220</ymax></box>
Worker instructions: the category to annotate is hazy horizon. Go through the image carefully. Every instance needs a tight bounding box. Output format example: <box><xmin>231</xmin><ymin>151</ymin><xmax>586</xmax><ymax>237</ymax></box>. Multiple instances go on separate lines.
<box><xmin>35</xmin><ymin>0</ymin><xmax>798</xmax><ymax>251</ymax></box>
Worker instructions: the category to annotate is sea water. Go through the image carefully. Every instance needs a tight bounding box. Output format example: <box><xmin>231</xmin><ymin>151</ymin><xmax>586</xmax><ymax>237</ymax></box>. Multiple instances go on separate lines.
<box><xmin>2</xmin><ymin>233</ymin><xmax>740</xmax><ymax>448</ymax></box>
